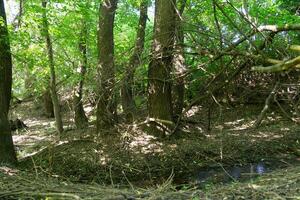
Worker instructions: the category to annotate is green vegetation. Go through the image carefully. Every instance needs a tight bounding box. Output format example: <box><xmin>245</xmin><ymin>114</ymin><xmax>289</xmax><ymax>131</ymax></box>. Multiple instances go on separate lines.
<box><xmin>0</xmin><ymin>0</ymin><xmax>300</xmax><ymax>199</ymax></box>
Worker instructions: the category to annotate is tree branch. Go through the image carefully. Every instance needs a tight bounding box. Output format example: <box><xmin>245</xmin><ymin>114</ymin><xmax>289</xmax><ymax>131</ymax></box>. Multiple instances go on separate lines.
<box><xmin>252</xmin><ymin>56</ymin><xmax>300</xmax><ymax>72</ymax></box>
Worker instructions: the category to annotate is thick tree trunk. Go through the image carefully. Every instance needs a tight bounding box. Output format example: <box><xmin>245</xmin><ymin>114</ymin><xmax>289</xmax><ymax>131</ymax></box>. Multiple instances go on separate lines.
<box><xmin>73</xmin><ymin>21</ymin><xmax>88</xmax><ymax>129</ymax></box>
<box><xmin>43</xmin><ymin>89</ymin><xmax>54</xmax><ymax>118</ymax></box>
<box><xmin>0</xmin><ymin>0</ymin><xmax>17</xmax><ymax>165</ymax></box>
<box><xmin>121</xmin><ymin>0</ymin><xmax>148</xmax><ymax>122</ymax></box>
<box><xmin>172</xmin><ymin>0</ymin><xmax>187</xmax><ymax>118</ymax></box>
<box><xmin>42</xmin><ymin>1</ymin><xmax>63</xmax><ymax>134</ymax></box>
<box><xmin>148</xmin><ymin>0</ymin><xmax>176</xmax><ymax>134</ymax></box>
<box><xmin>96</xmin><ymin>0</ymin><xmax>118</xmax><ymax>132</ymax></box>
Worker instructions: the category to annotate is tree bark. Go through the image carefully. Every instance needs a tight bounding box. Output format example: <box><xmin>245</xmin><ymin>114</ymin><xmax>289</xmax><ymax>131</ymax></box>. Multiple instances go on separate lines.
<box><xmin>73</xmin><ymin>21</ymin><xmax>88</xmax><ymax>129</ymax></box>
<box><xmin>148</xmin><ymin>0</ymin><xmax>176</xmax><ymax>135</ymax></box>
<box><xmin>0</xmin><ymin>0</ymin><xmax>17</xmax><ymax>165</ymax></box>
<box><xmin>172</xmin><ymin>0</ymin><xmax>187</xmax><ymax>118</ymax></box>
<box><xmin>43</xmin><ymin>89</ymin><xmax>54</xmax><ymax>118</ymax></box>
<box><xmin>96</xmin><ymin>0</ymin><xmax>118</xmax><ymax>132</ymax></box>
<box><xmin>121</xmin><ymin>0</ymin><xmax>148</xmax><ymax>122</ymax></box>
<box><xmin>42</xmin><ymin>1</ymin><xmax>63</xmax><ymax>134</ymax></box>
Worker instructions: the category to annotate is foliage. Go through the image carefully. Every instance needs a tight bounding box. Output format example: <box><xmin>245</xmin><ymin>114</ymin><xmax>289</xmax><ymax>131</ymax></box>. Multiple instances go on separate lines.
<box><xmin>3</xmin><ymin>0</ymin><xmax>300</xmax><ymax>197</ymax></box>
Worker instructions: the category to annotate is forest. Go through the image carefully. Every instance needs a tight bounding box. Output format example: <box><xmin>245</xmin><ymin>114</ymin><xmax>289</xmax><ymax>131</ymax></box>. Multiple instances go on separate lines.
<box><xmin>0</xmin><ymin>0</ymin><xmax>300</xmax><ymax>199</ymax></box>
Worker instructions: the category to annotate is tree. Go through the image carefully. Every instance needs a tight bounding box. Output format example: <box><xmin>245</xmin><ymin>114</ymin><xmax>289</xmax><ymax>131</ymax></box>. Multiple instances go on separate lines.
<box><xmin>43</xmin><ymin>89</ymin><xmax>54</xmax><ymax>118</ymax></box>
<box><xmin>0</xmin><ymin>0</ymin><xmax>17</xmax><ymax>165</ymax></box>
<box><xmin>73</xmin><ymin>20</ymin><xmax>89</xmax><ymax>129</ymax></box>
<box><xmin>173</xmin><ymin>0</ymin><xmax>187</xmax><ymax>118</ymax></box>
<box><xmin>121</xmin><ymin>0</ymin><xmax>148</xmax><ymax>122</ymax></box>
<box><xmin>96</xmin><ymin>0</ymin><xmax>118</xmax><ymax>132</ymax></box>
<box><xmin>42</xmin><ymin>1</ymin><xmax>64</xmax><ymax>134</ymax></box>
<box><xmin>148</xmin><ymin>0</ymin><xmax>176</xmax><ymax>134</ymax></box>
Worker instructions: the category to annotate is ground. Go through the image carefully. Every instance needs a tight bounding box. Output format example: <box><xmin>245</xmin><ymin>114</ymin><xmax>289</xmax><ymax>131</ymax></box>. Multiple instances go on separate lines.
<box><xmin>1</xmin><ymin>99</ymin><xmax>300</xmax><ymax>199</ymax></box>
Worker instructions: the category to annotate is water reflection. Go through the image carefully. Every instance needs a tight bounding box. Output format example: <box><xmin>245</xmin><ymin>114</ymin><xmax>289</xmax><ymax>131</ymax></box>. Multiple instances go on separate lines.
<box><xmin>256</xmin><ymin>162</ymin><xmax>266</xmax><ymax>175</ymax></box>
<box><xmin>196</xmin><ymin>162</ymin><xmax>267</xmax><ymax>184</ymax></box>
<box><xmin>228</xmin><ymin>162</ymin><xmax>266</xmax><ymax>180</ymax></box>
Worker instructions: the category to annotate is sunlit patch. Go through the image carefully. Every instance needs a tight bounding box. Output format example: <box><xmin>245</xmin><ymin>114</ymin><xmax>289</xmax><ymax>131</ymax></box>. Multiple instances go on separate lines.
<box><xmin>25</xmin><ymin>118</ymin><xmax>53</xmax><ymax>127</ymax></box>
<box><xmin>185</xmin><ymin>106</ymin><xmax>200</xmax><ymax>117</ymax></box>
<box><xmin>13</xmin><ymin>135</ymin><xmax>47</xmax><ymax>144</ymax></box>
<box><xmin>168</xmin><ymin>144</ymin><xmax>177</xmax><ymax>150</ymax></box>
<box><xmin>249</xmin><ymin>184</ymin><xmax>261</xmax><ymax>189</ymax></box>
<box><xmin>229</xmin><ymin>120</ymin><xmax>255</xmax><ymax>131</ymax></box>
<box><xmin>224</xmin><ymin>119</ymin><xmax>245</xmax><ymax>126</ymax></box>
<box><xmin>215</xmin><ymin>125</ymin><xmax>224</xmax><ymax>130</ymax></box>
<box><xmin>94</xmin><ymin>149</ymin><xmax>110</xmax><ymax>165</ymax></box>
<box><xmin>117</xmin><ymin>123</ymin><xmax>164</xmax><ymax>154</ymax></box>
<box><xmin>129</xmin><ymin>133</ymin><xmax>163</xmax><ymax>154</ymax></box>
<box><xmin>57</xmin><ymin>140</ymin><xmax>70</xmax><ymax>146</ymax></box>
<box><xmin>0</xmin><ymin>167</ymin><xmax>19</xmax><ymax>176</ymax></box>
<box><xmin>251</xmin><ymin>131</ymin><xmax>283</xmax><ymax>139</ymax></box>
<box><xmin>84</xmin><ymin>105</ymin><xmax>94</xmax><ymax>116</ymax></box>
<box><xmin>21</xmin><ymin>146</ymin><xmax>48</xmax><ymax>158</ymax></box>
<box><xmin>196</xmin><ymin>126</ymin><xmax>204</xmax><ymax>133</ymax></box>
<box><xmin>280</xmin><ymin>128</ymin><xmax>290</xmax><ymax>131</ymax></box>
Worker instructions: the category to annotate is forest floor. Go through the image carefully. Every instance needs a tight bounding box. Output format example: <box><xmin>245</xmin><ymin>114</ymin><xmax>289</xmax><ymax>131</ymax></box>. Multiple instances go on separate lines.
<box><xmin>1</xmin><ymin>99</ymin><xmax>300</xmax><ymax>199</ymax></box>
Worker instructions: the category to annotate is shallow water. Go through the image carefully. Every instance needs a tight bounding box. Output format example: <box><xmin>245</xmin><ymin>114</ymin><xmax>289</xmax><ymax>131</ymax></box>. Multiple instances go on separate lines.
<box><xmin>195</xmin><ymin>161</ymin><xmax>270</xmax><ymax>185</ymax></box>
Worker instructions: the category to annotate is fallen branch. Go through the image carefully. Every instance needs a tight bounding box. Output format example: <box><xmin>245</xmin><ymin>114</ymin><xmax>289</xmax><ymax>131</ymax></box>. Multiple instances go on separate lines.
<box><xmin>290</xmin><ymin>45</ymin><xmax>300</xmax><ymax>52</ymax></box>
<box><xmin>252</xmin><ymin>56</ymin><xmax>300</xmax><ymax>72</ymax></box>
<box><xmin>253</xmin><ymin>82</ymin><xmax>279</xmax><ymax>128</ymax></box>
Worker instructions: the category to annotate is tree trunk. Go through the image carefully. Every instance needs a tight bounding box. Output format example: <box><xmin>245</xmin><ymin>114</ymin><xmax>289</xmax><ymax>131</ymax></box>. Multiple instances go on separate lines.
<box><xmin>73</xmin><ymin>21</ymin><xmax>88</xmax><ymax>129</ymax></box>
<box><xmin>42</xmin><ymin>1</ymin><xmax>63</xmax><ymax>134</ymax></box>
<box><xmin>148</xmin><ymin>0</ymin><xmax>176</xmax><ymax>135</ymax></box>
<box><xmin>0</xmin><ymin>0</ymin><xmax>17</xmax><ymax>165</ymax></box>
<box><xmin>43</xmin><ymin>89</ymin><xmax>54</xmax><ymax>118</ymax></box>
<box><xmin>172</xmin><ymin>0</ymin><xmax>187</xmax><ymax>119</ymax></box>
<box><xmin>96</xmin><ymin>0</ymin><xmax>118</xmax><ymax>133</ymax></box>
<box><xmin>121</xmin><ymin>0</ymin><xmax>148</xmax><ymax>122</ymax></box>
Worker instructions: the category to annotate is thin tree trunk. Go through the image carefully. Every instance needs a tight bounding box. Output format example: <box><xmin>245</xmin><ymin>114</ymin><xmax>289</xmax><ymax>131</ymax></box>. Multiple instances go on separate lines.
<box><xmin>74</xmin><ymin>21</ymin><xmax>88</xmax><ymax>129</ymax></box>
<box><xmin>173</xmin><ymin>0</ymin><xmax>187</xmax><ymax>119</ymax></box>
<box><xmin>42</xmin><ymin>1</ymin><xmax>63</xmax><ymax>134</ymax></box>
<box><xmin>96</xmin><ymin>0</ymin><xmax>118</xmax><ymax>133</ymax></box>
<box><xmin>148</xmin><ymin>0</ymin><xmax>176</xmax><ymax>135</ymax></box>
<box><xmin>0</xmin><ymin>0</ymin><xmax>17</xmax><ymax>165</ymax></box>
<box><xmin>121</xmin><ymin>0</ymin><xmax>148</xmax><ymax>122</ymax></box>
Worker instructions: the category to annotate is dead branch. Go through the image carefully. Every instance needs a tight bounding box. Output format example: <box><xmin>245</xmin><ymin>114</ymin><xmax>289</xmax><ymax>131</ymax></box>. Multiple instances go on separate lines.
<box><xmin>253</xmin><ymin>82</ymin><xmax>279</xmax><ymax>128</ymax></box>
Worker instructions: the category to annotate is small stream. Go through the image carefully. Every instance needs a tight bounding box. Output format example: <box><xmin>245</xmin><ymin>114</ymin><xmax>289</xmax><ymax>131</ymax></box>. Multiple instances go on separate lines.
<box><xmin>196</xmin><ymin>162</ymin><xmax>267</xmax><ymax>184</ymax></box>
<box><xmin>179</xmin><ymin>159</ymin><xmax>300</xmax><ymax>188</ymax></box>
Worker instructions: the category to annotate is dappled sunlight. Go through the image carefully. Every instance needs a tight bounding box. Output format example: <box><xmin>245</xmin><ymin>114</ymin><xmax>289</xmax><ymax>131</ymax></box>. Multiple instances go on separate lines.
<box><xmin>0</xmin><ymin>167</ymin><xmax>19</xmax><ymax>176</ymax></box>
<box><xmin>183</xmin><ymin>125</ymin><xmax>204</xmax><ymax>134</ymax></box>
<box><xmin>13</xmin><ymin>135</ymin><xmax>47</xmax><ymax>144</ymax></box>
<box><xmin>7</xmin><ymin>85</ymin><xmax>300</xmax><ymax>192</ymax></box>
<box><xmin>19</xmin><ymin>146</ymin><xmax>48</xmax><ymax>159</ymax></box>
<box><xmin>1</xmin><ymin>0</ymin><xmax>300</xmax><ymax>198</ymax></box>
<box><xmin>94</xmin><ymin>149</ymin><xmax>111</xmax><ymax>165</ymax></box>
<box><xmin>224</xmin><ymin>118</ymin><xmax>245</xmax><ymax>126</ymax></box>
<box><xmin>222</xmin><ymin>117</ymin><xmax>256</xmax><ymax>131</ymax></box>
<box><xmin>280</xmin><ymin>127</ymin><xmax>290</xmax><ymax>131</ymax></box>
<box><xmin>251</xmin><ymin>131</ymin><xmax>284</xmax><ymax>139</ymax></box>
<box><xmin>185</xmin><ymin>106</ymin><xmax>201</xmax><ymax>117</ymax></box>
<box><xmin>118</xmin><ymin>123</ymin><xmax>164</xmax><ymax>154</ymax></box>
<box><xmin>24</xmin><ymin>118</ymin><xmax>53</xmax><ymax>128</ymax></box>
<box><xmin>229</xmin><ymin>120</ymin><xmax>255</xmax><ymax>131</ymax></box>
